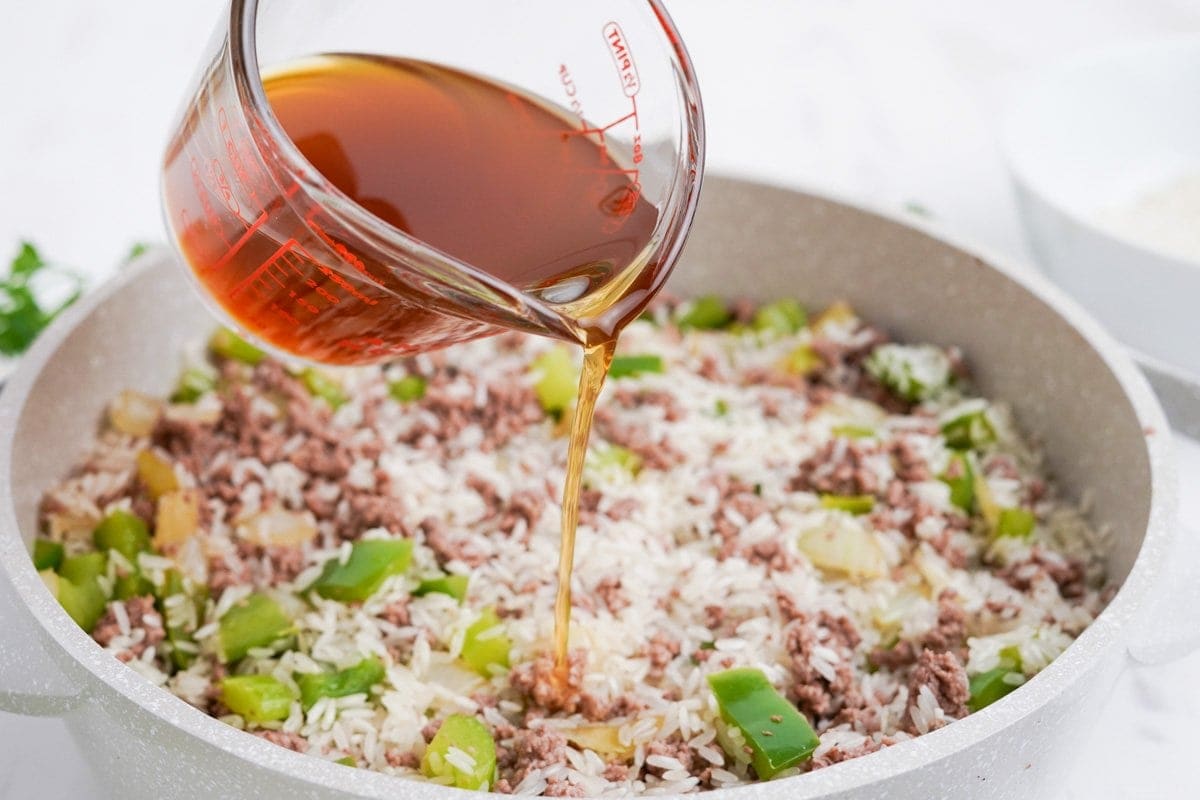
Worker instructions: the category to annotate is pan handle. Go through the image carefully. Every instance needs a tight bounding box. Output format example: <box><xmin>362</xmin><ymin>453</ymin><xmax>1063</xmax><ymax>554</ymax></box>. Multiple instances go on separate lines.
<box><xmin>1127</xmin><ymin>525</ymin><xmax>1200</xmax><ymax>665</ymax></box>
<box><xmin>0</xmin><ymin>565</ymin><xmax>85</xmax><ymax>716</ymax></box>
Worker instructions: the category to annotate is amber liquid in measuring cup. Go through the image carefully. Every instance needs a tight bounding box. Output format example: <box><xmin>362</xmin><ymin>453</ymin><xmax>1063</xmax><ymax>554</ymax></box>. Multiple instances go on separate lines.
<box><xmin>164</xmin><ymin>54</ymin><xmax>665</xmax><ymax>678</ymax></box>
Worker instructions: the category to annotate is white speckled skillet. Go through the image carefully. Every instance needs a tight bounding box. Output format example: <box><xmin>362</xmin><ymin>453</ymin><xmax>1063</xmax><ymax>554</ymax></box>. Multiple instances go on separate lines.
<box><xmin>0</xmin><ymin>176</ymin><xmax>1190</xmax><ymax>799</ymax></box>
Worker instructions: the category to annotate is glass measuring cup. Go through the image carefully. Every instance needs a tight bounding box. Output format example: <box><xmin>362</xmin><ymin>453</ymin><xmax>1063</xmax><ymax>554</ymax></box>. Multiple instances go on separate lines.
<box><xmin>161</xmin><ymin>0</ymin><xmax>705</xmax><ymax>364</ymax></box>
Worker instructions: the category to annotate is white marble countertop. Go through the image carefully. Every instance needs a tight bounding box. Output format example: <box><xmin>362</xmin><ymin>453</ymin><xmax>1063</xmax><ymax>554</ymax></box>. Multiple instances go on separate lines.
<box><xmin>2</xmin><ymin>1</ymin><xmax>1200</xmax><ymax>797</ymax></box>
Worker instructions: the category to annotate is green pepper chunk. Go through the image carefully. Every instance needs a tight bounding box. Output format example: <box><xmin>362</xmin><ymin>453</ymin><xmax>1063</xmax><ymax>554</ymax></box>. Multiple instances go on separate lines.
<box><xmin>967</xmin><ymin>667</ymin><xmax>1025</xmax><ymax>712</ymax></box>
<box><xmin>865</xmin><ymin>344</ymin><xmax>952</xmax><ymax>402</ymax></box>
<box><xmin>220</xmin><ymin>675</ymin><xmax>294</xmax><ymax>723</ymax></box>
<box><xmin>530</xmin><ymin>346</ymin><xmax>577</xmax><ymax>417</ymax></box>
<box><xmin>995</xmin><ymin>508</ymin><xmax>1036</xmax><ymax>539</ymax></box>
<box><xmin>93</xmin><ymin>510</ymin><xmax>151</xmax><ymax>562</ymax></box>
<box><xmin>388</xmin><ymin>375</ymin><xmax>427</xmax><ymax>403</ymax></box>
<box><xmin>113</xmin><ymin>572</ymin><xmax>155</xmax><ymax>600</ymax></box>
<box><xmin>677</xmin><ymin>295</ymin><xmax>732</xmax><ymax>331</ymax></box>
<box><xmin>588</xmin><ymin>443</ymin><xmax>642</xmax><ymax>477</ymax></box>
<box><xmin>311</xmin><ymin>540</ymin><xmax>413</xmax><ymax>602</ymax></box>
<box><xmin>32</xmin><ymin>539</ymin><xmax>63</xmax><ymax>571</ymax></box>
<box><xmin>217</xmin><ymin>592</ymin><xmax>293</xmax><ymax>663</ymax></box>
<box><xmin>461</xmin><ymin>608</ymin><xmax>510</xmax><ymax>676</ymax></box>
<box><xmin>156</xmin><ymin>568</ymin><xmax>206</xmax><ymax>670</ymax></box>
<box><xmin>752</xmin><ymin>299</ymin><xmax>807</xmax><ymax>336</ymax></box>
<box><xmin>714</xmin><ymin>399</ymin><xmax>730</xmax><ymax>417</ymax></box>
<box><xmin>421</xmin><ymin>714</ymin><xmax>498</xmax><ymax>791</ymax></box>
<box><xmin>171</xmin><ymin>367</ymin><xmax>217</xmax><ymax>404</ymax></box>
<box><xmin>297</xmin><ymin>656</ymin><xmax>387</xmax><ymax>710</ymax></box>
<box><xmin>939</xmin><ymin>451</ymin><xmax>975</xmax><ymax>512</ymax></box>
<box><xmin>209</xmin><ymin>327</ymin><xmax>265</xmax><ymax>365</ymax></box>
<box><xmin>54</xmin><ymin>574</ymin><xmax>109</xmax><ymax>633</ymax></box>
<box><xmin>941</xmin><ymin>407</ymin><xmax>996</xmax><ymax>451</ymax></box>
<box><xmin>299</xmin><ymin>368</ymin><xmax>348</xmax><ymax>410</ymax></box>
<box><xmin>779</xmin><ymin>344</ymin><xmax>822</xmax><ymax>375</ymax></box>
<box><xmin>335</xmin><ymin>756</ymin><xmax>356</xmax><ymax>767</ymax></box>
<box><xmin>608</xmin><ymin>354</ymin><xmax>665</xmax><ymax>379</ymax></box>
<box><xmin>414</xmin><ymin>574</ymin><xmax>469</xmax><ymax>603</ymax></box>
<box><xmin>830</xmin><ymin>424</ymin><xmax>875</xmax><ymax>439</ymax></box>
<box><xmin>819</xmin><ymin>494</ymin><xmax>875</xmax><ymax>515</ymax></box>
<box><xmin>708</xmin><ymin>668</ymin><xmax>820</xmax><ymax>779</ymax></box>
<box><xmin>58</xmin><ymin>551</ymin><xmax>107</xmax><ymax>584</ymax></box>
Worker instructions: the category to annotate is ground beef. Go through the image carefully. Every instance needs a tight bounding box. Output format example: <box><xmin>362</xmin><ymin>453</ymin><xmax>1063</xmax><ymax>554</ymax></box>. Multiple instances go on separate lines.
<box><xmin>999</xmin><ymin>548</ymin><xmax>1087</xmax><ymax>599</ymax></box>
<box><xmin>510</xmin><ymin>650</ymin><xmax>586</xmax><ymax>715</ymax></box>
<box><xmin>498</xmin><ymin>489</ymin><xmax>547</xmax><ymax>538</ymax></box>
<box><xmin>379</xmin><ymin>598</ymin><xmax>410</xmax><ymax>627</ymax></box>
<box><xmin>500</xmin><ymin>727</ymin><xmax>570</xmax><ymax>788</ymax></box>
<box><xmin>921</xmin><ymin>589</ymin><xmax>968</xmax><ymax>655</ymax></box>
<box><xmin>642</xmin><ymin>737</ymin><xmax>695</xmax><ymax>778</ymax></box>
<box><xmin>420</xmin><ymin>516</ymin><xmax>486</xmax><ymax>568</ymax></box>
<box><xmin>905</xmin><ymin>649</ymin><xmax>969</xmax><ymax>732</ymax></box>
<box><xmin>593</xmin><ymin>407</ymin><xmax>684</xmax><ymax>471</ymax></box>
<box><xmin>345</xmin><ymin>489</ymin><xmax>407</xmax><ymax>537</ymax></box>
<box><xmin>92</xmin><ymin>596</ymin><xmax>166</xmax><ymax>663</ymax></box>
<box><xmin>385</xmin><ymin>749</ymin><xmax>420</xmax><ymax>768</ymax></box>
<box><xmin>809</xmin><ymin>736</ymin><xmax>892</xmax><ymax>770</ymax></box>
<box><xmin>792</xmin><ymin>440</ymin><xmax>880</xmax><ymax>496</ymax></box>
<box><xmin>254</xmin><ymin>730</ymin><xmax>309</xmax><ymax>753</ymax></box>
<box><xmin>784</xmin><ymin>612</ymin><xmax>865</xmax><ymax>722</ymax></box>
<box><xmin>644</xmin><ymin>632</ymin><xmax>681</xmax><ymax>676</ymax></box>
<box><xmin>869</xmin><ymin>639</ymin><xmax>918</xmax><ymax>670</ymax></box>
<box><xmin>593</xmin><ymin>576</ymin><xmax>630</xmax><ymax>614</ymax></box>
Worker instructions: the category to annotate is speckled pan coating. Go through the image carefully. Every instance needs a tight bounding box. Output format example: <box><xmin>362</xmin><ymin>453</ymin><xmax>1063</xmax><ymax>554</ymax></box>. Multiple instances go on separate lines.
<box><xmin>0</xmin><ymin>177</ymin><xmax>1177</xmax><ymax>799</ymax></box>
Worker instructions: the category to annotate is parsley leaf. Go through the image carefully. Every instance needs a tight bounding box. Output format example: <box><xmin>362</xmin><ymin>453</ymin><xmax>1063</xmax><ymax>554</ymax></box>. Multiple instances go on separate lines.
<box><xmin>0</xmin><ymin>242</ymin><xmax>84</xmax><ymax>356</ymax></box>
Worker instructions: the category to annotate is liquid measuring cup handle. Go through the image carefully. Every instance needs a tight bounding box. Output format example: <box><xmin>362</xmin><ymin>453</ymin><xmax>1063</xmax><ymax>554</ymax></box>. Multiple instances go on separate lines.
<box><xmin>160</xmin><ymin>0</ymin><xmax>704</xmax><ymax>365</ymax></box>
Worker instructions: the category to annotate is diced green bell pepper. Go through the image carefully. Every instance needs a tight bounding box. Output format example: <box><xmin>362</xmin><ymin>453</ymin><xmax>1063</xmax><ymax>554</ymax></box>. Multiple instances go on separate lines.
<box><xmin>93</xmin><ymin>510</ymin><xmax>151</xmax><ymax>562</ymax></box>
<box><xmin>220</xmin><ymin>674</ymin><xmax>294</xmax><ymax>723</ymax></box>
<box><xmin>421</xmin><ymin>714</ymin><xmax>498</xmax><ymax>791</ymax></box>
<box><xmin>995</xmin><ymin>507</ymin><xmax>1036</xmax><ymax>539</ymax></box>
<box><xmin>414</xmin><ymin>574</ymin><xmax>469</xmax><ymax>603</ymax></box>
<box><xmin>941</xmin><ymin>407</ymin><xmax>996</xmax><ymax>451</ymax></box>
<box><xmin>32</xmin><ymin>538</ymin><xmax>63</xmax><ymax>571</ymax></box>
<box><xmin>156</xmin><ymin>568</ymin><xmax>206</xmax><ymax>670</ymax></box>
<box><xmin>779</xmin><ymin>344</ymin><xmax>822</xmax><ymax>375</ymax></box>
<box><xmin>171</xmin><ymin>367</ymin><xmax>217</xmax><ymax>403</ymax></box>
<box><xmin>608</xmin><ymin>354</ymin><xmax>665</xmax><ymax>379</ymax></box>
<box><xmin>819</xmin><ymin>494</ymin><xmax>875</xmax><ymax>515</ymax></box>
<box><xmin>311</xmin><ymin>539</ymin><xmax>413</xmax><ymax>603</ymax></box>
<box><xmin>49</xmin><ymin>570</ymin><xmax>109</xmax><ymax>633</ymax></box>
<box><xmin>209</xmin><ymin>327</ymin><xmax>265</xmax><ymax>365</ymax></box>
<box><xmin>588</xmin><ymin>443</ymin><xmax>642</xmax><ymax>477</ymax></box>
<box><xmin>530</xmin><ymin>346</ymin><xmax>577</xmax><ymax>417</ymax></box>
<box><xmin>388</xmin><ymin>375</ymin><xmax>427</xmax><ymax>403</ymax></box>
<box><xmin>113</xmin><ymin>572</ymin><xmax>155</xmax><ymax>600</ymax></box>
<box><xmin>708</xmin><ymin>667</ymin><xmax>820</xmax><ymax>779</ymax></box>
<box><xmin>714</xmin><ymin>399</ymin><xmax>730</xmax><ymax>417</ymax></box>
<box><xmin>864</xmin><ymin>344</ymin><xmax>952</xmax><ymax>402</ymax></box>
<box><xmin>752</xmin><ymin>299</ymin><xmax>807</xmax><ymax>336</ymax></box>
<box><xmin>58</xmin><ymin>551</ymin><xmax>107</xmax><ymax>584</ymax></box>
<box><xmin>939</xmin><ymin>451</ymin><xmax>975</xmax><ymax>512</ymax></box>
<box><xmin>299</xmin><ymin>368</ymin><xmax>347</xmax><ymax>410</ymax></box>
<box><xmin>830</xmin><ymin>424</ymin><xmax>875</xmax><ymax>439</ymax></box>
<box><xmin>297</xmin><ymin>656</ymin><xmax>386</xmax><ymax>709</ymax></box>
<box><xmin>217</xmin><ymin>592</ymin><xmax>292</xmax><ymax>663</ymax></box>
<box><xmin>967</xmin><ymin>667</ymin><xmax>1025</xmax><ymax>712</ymax></box>
<box><xmin>461</xmin><ymin>608</ymin><xmax>510</xmax><ymax>676</ymax></box>
<box><xmin>335</xmin><ymin>756</ymin><xmax>356</xmax><ymax>767</ymax></box>
<box><xmin>677</xmin><ymin>295</ymin><xmax>732</xmax><ymax>331</ymax></box>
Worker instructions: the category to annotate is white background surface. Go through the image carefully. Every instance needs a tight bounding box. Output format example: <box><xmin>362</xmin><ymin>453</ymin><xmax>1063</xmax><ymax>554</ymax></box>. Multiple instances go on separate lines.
<box><xmin>2</xmin><ymin>1</ymin><xmax>1200</xmax><ymax>798</ymax></box>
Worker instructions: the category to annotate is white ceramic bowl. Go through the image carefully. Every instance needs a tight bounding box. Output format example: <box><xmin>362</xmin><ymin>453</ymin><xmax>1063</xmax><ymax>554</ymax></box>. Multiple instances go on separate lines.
<box><xmin>0</xmin><ymin>177</ymin><xmax>1188</xmax><ymax>799</ymax></box>
<box><xmin>1003</xmin><ymin>35</ymin><xmax>1200</xmax><ymax>377</ymax></box>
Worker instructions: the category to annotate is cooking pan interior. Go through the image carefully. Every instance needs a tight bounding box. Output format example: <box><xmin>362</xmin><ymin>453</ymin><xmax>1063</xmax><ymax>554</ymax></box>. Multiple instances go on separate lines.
<box><xmin>7</xmin><ymin>177</ymin><xmax>1151</xmax><ymax>593</ymax></box>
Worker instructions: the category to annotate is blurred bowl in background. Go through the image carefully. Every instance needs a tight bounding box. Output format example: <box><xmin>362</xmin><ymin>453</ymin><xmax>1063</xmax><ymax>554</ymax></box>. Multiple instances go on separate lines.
<box><xmin>1003</xmin><ymin>35</ymin><xmax>1200</xmax><ymax>377</ymax></box>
